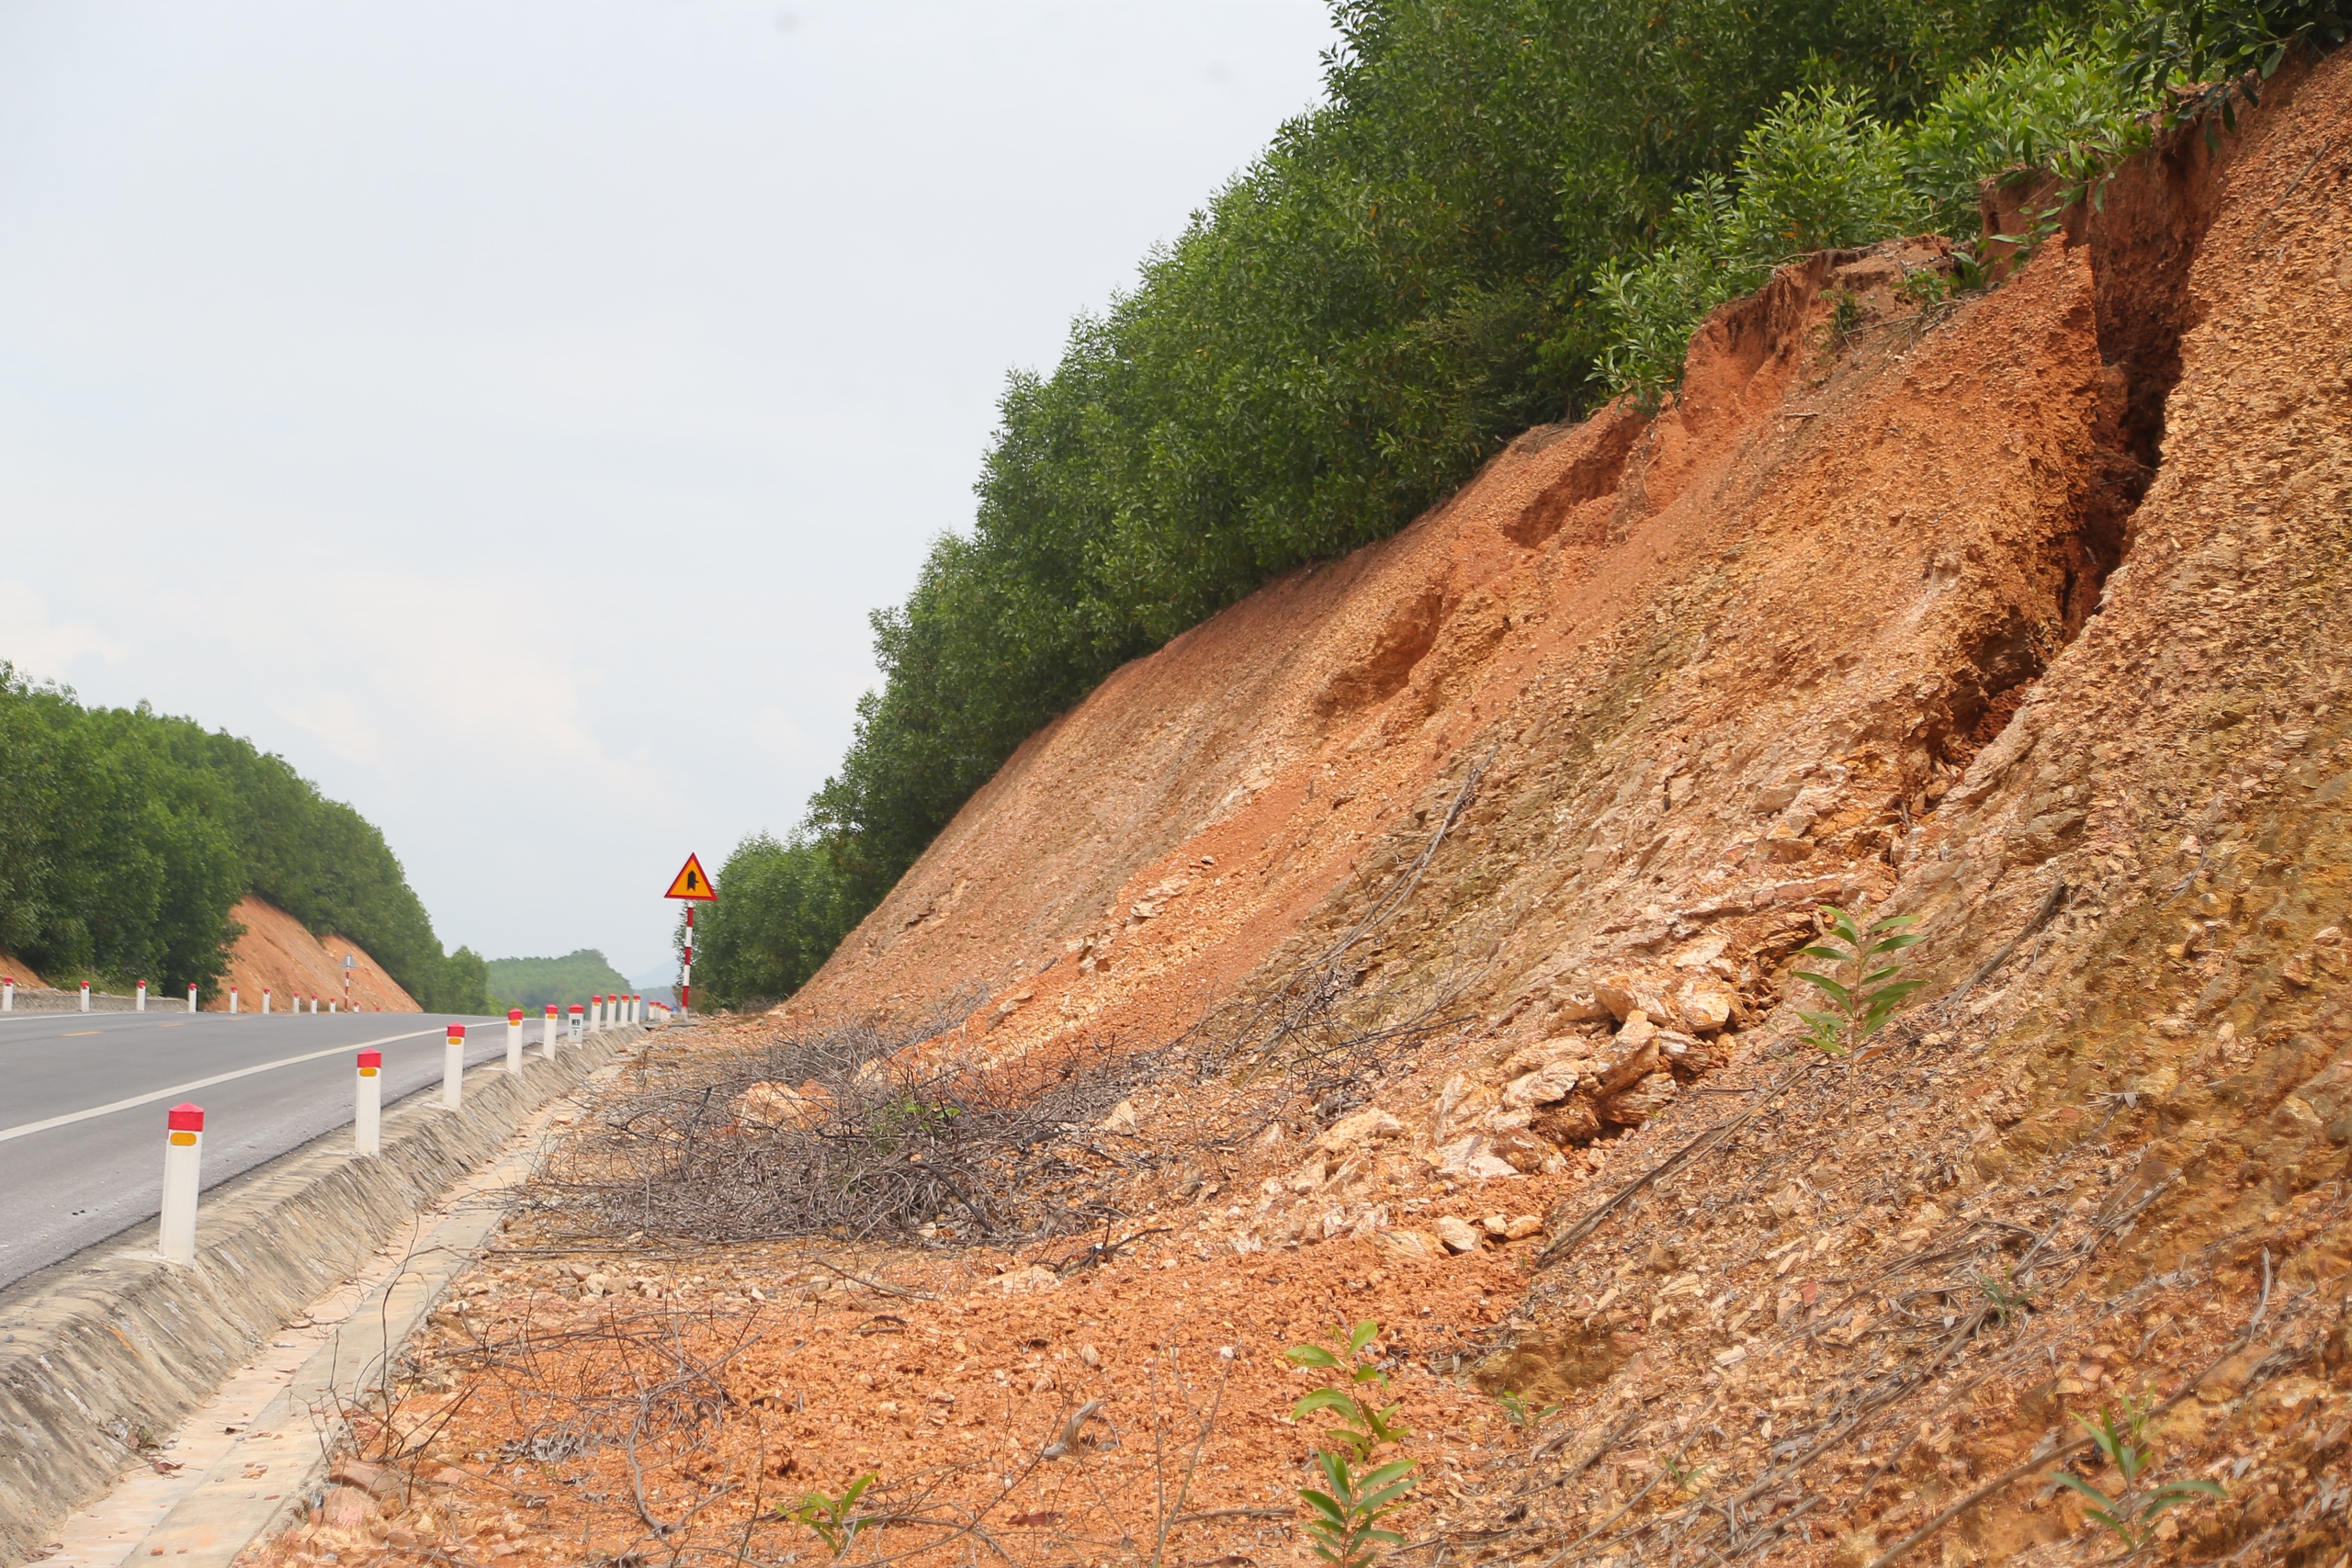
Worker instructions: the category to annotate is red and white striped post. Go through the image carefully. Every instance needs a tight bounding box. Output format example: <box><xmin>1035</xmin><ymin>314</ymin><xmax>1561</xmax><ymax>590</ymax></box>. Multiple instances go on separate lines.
<box><xmin>442</xmin><ymin>1023</ymin><xmax>466</xmax><ymax>1110</ymax></box>
<box><xmin>355</xmin><ymin>1050</ymin><xmax>382</xmax><ymax>1156</ymax></box>
<box><xmin>229</xmin><ymin>986</ymin><xmax>240</xmax><ymax>1014</ymax></box>
<box><xmin>568</xmin><ymin>1004</ymin><xmax>582</xmax><ymax>1044</ymax></box>
<box><xmin>160</xmin><ymin>1104</ymin><xmax>204</xmax><ymax>1266</ymax></box>
<box><xmin>682</xmin><ymin>906</ymin><xmax>694</xmax><ymax>1012</ymax></box>
<box><xmin>136</xmin><ymin>980</ymin><xmax>148</xmax><ymax>1011</ymax></box>
<box><xmin>506</xmin><ymin>1008</ymin><xmax>525</xmax><ymax>1074</ymax></box>
<box><xmin>541</xmin><ymin>1003</ymin><xmax>559</xmax><ymax>1058</ymax></box>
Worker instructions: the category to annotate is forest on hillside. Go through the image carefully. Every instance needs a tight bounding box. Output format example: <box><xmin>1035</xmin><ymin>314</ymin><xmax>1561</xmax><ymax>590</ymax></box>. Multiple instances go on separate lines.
<box><xmin>483</xmin><ymin>949</ymin><xmax>633</xmax><ymax>1012</ymax></box>
<box><xmin>0</xmin><ymin>664</ymin><xmax>493</xmax><ymax>1010</ymax></box>
<box><xmin>688</xmin><ymin>0</ymin><xmax>2346</xmax><ymax>1010</ymax></box>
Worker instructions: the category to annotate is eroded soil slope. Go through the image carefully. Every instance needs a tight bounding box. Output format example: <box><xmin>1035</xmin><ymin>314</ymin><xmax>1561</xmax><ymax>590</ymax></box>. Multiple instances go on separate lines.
<box><xmin>257</xmin><ymin>51</ymin><xmax>2352</xmax><ymax>1568</ymax></box>
<box><xmin>213</xmin><ymin>896</ymin><xmax>420</xmax><ymax>1011</ymax></box>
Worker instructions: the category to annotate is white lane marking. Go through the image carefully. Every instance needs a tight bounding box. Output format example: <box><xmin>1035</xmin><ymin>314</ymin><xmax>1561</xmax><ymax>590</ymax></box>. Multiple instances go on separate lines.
<box><xmin>0</xmin><ymin>1027</ymin><xmax>453</xmax><ymax>1144</ymax></box>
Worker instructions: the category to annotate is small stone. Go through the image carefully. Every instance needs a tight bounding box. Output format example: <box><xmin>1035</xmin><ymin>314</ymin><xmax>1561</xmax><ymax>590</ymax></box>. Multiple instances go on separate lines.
<box><xmin>1079</xmin><ymin>1343</ymin><xmax>1101</xmax><ymax>1368</ymax></box>
<box><xmin>1504</xmin><ymin>1215</ymin><xmax>1544</xmax><ymax>1240</ymax></box>
<box><xmin>1318</xmin><ymin>1108</ymin><xmax>1404</xmax><ymax>1151</ymax></box>
<box><xmin>998</xmin><ymin>1265</ymin><xmax>1061</xmax><ymax>1295</ymax></box>
<box><xmin>1480</xmin><ymin>1214</ymin><xmax>1510</xmax><ymax>1236</ymax></box>
<box><xmin>1436</xmin><ymin>1215</ymin><xmax>1485</xmax><ymax>1254</ymax></box>
<box><xmin>1099</xmin><ymin>1100</ymin><xmax>1141</xmax><ymax>1134</ymax></box>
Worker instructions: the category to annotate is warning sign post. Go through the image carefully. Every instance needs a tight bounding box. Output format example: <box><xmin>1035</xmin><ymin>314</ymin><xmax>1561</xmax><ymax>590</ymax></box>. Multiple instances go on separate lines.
<box><xmin>664</xmin><ymin>855</ymin><xmax>717</xmax><ymax>1011</ymax></box>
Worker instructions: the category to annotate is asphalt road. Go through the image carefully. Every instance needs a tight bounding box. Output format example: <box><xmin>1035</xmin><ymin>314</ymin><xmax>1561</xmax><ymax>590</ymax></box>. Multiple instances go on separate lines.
<box><xmin>0</xmin><ymin>1008</ymin><xmax>538</xmax><ymax>1290</ymax></box>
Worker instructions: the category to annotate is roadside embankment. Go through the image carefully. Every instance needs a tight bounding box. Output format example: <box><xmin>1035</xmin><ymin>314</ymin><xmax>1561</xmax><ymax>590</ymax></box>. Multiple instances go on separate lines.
<box><xmin>0</xmin><ymin>1024</ymin><xmax>647</xmax><ymax>1562</ymax></box>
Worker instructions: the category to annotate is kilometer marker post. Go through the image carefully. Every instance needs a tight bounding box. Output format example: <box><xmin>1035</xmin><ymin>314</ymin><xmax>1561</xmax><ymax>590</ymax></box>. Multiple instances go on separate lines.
<box><xmin>442</xmin><ymin>1023</ymin><xmax>466</xmax><ymax>1110</ymax></box>
<box><xmin>355</xmin><ymin>1051</ymin><xmax>382</xmax><ymax>1156</ymax></box>
<box><xmin>159</xmin><ymin>1104</ymin><xmax>204</xmax><ymax>1266</ymax></box>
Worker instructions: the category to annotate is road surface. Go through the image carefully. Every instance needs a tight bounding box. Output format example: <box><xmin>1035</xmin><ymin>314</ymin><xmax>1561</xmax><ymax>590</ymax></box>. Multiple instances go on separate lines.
<box><xmin>0</xmin><ymin>1008</ymin><xmax>538</xmax><ymax>1290</ymax></box>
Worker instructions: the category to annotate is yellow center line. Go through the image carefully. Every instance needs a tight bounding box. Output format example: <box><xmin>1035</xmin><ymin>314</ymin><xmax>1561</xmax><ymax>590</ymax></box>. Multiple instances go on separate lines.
<box><xmin>62</xmin><ymin>1030</ymin><xmax>99</xmax><ymax>1036</ymax></box>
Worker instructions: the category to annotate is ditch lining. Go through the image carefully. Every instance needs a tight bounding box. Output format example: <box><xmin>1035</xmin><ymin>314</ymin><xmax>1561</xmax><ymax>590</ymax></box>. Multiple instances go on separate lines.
<box><xmin>0</xmin><ymin>1028</ymin><xmax>645</xmax><ymax>1564</ymax></box>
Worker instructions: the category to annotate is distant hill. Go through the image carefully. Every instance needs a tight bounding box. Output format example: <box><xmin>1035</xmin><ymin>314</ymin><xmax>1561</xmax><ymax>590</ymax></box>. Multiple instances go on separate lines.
<box><xmin>484</xmin><ymin>948</ymin><xmax>631</xmax><ymax>1011</ymax></box>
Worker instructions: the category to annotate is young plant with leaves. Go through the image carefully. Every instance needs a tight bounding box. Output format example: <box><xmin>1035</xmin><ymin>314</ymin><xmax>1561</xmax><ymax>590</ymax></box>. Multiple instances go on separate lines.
<box><xmin>1300</xmin><ymin>1450</ymin><xmax>1419</xmax><ymax>1568</ymax></box>
<box><xmin>783</xmin><ymin>1472</ymin><xmax>878</xmax><ymax>1559</ymax></box>
<box><xmin>1793</xmin><ymin>903</ymin><xmax>1925</xmax><ymax>1057</ymax></box>
<box><xmin>1287</xmin><ymin>1321</ymin><xmax>1417</xmax><ymax>1566</ymax></box>
<box><xmin>1286</xmin><ymin>1320</ymin><xmax>1413</xmax><ymax>1461</ymax></box>
<box><xmin>2055</xmin><ymin>1399</ymin><xmax>2225</xmax><ymax>1551</ymax></box>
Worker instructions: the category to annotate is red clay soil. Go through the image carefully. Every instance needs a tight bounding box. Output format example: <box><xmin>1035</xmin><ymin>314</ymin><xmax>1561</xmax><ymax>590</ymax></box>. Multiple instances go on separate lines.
<box><xmin>251</xmin><ymin>50</ymin><xmax>2352</xmax><ymax>1568</ymax></box>
<box><xmin>211</xmin><ymin>896</ymin><xmax>420</xmax><ymax>1012</ymax></box>
<box><xmin>0</xmin><ymin>953</ymin><xmax>48</xmax><ymax>991</ymax></box>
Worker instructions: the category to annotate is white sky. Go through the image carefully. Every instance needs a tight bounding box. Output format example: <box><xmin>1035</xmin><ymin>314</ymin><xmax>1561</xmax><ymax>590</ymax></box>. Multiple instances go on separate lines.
<box><xmin>0</xmin><ymin>1</ymin><xmax>1340</xmax><ymax>981</ymax></box>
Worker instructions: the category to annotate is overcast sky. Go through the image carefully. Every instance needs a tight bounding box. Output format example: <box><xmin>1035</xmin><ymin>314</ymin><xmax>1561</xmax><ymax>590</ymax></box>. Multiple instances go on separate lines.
<box><xmin>0</xmin><ymin>1</ymin><xmax>1340</xmax><ymax>982</ymax></box>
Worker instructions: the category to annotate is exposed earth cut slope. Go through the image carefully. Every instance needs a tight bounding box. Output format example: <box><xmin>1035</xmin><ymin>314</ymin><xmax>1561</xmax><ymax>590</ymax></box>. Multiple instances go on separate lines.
<box><xmin>258</xmin><ymin>55</ymin><xmax>2351</xmax><ymax>1568</ymax></box>
<box><xmin>212</xmin><ymin>896</ymin><xmax>420</xmax><ymax>1012</ymax></box>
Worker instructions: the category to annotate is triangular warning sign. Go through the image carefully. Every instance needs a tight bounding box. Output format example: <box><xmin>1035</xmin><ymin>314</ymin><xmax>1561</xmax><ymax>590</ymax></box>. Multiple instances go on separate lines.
<box><xmin>663</xmin><ymin>854</ymin><xmax>717</xmax><ymax>900</ymax></box>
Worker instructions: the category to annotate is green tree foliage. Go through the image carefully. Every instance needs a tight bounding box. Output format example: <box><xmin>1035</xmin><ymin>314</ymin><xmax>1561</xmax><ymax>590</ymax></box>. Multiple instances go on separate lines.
<box><xmin>681</xmin><ymin>833</ymin><xmax>850</xmax><ymax>1010</ymax></box>
<box><xmin>0</xmin><ymin>664</ymin><xmax>490</xmax><ymax>1010</ymax></box>
<box><xmin>482</xmin><ymin>948</ymin><xmax>633</xmax><ymax>1012</ymax></box>
<box><xmin>741</xmin><ymin>0</ymin><xmax>2335</xmax><ymax>999</ymax></box>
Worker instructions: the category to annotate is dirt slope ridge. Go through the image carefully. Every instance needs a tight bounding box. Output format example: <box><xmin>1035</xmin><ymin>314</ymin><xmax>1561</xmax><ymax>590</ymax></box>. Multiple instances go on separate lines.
<box><xmin>214</xmin><ymin>896</ymin><xmax>419</xmax><ymax>1011</ymax></box>
<box><xmin>762</xmin><ymin>50</ymin><xmax>2352</xmax><ymax>1564</ymax></box>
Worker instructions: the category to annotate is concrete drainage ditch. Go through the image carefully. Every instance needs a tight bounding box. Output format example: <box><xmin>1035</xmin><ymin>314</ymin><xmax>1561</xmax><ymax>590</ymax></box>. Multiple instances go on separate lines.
<box><xmin>0</xmin><ymin>1025</ymin><xmax>650</xmax><ymax>1565</ymax></box>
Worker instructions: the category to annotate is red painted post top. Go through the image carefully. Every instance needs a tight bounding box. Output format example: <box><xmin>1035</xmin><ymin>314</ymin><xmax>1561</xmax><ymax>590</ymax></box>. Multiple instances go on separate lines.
<box><xmin>357</xmin><ymin>1050</ymin><xmax>382</xmax><ymax>1069</ymax></box>
<box><xmin>593</xmin><ymin>995</ymin><xmax>603</xmax><ymax>1005</ymax></box>
<box><xmin>447</xmin><ymin>1023</ymin><xmax>466</xmax><ymax>1042</ymax></box>
<box><xmin>569</xmin><ymin>1005</ymin><xmax>582</xmax><ymax>1016</ymax></box>
<box><xmin>544</xmin><ymin>1003</ymin><xmax>557</xmax><ymax>1015</ymax></box>
<box><xmin>508</xmin><ymin>1009</ymin><xmax>524</xmax><ymax>1024</ymax></box>
<box><xmin>167</xmin><ymin>1103</ymin><xmax>204</xmax><ymax>1132</ymax></box>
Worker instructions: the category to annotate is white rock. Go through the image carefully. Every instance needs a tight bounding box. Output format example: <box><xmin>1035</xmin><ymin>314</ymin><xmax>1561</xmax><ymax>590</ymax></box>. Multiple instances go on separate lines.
<box><xmin>1287</xmin><ymin>1155</ymin><xmax>1332</xmax><ymax>1193</ymax></box>
<box><xmin>999</xmin><ymin>1265</ymin><xmax>1062</xmax><ymax>1295</ymax></box>
<box><xmin>1504</xmin><ymin>1215</ymin><xmax>1544</xmax><ymax>1240</ymax></box>
<box><xmin>1099</xmin><ymin>1100</ymin><xmax>1140</xmax><ymax>1134</ymax></box>
<box><xmin>1503</xmin><ymin>1060</ymin><xmax>1584</xmax><ymax>1109</ymax></box>
<box><xmin>1673</xmin><ymin>979</ymin><xmax>1736</xmax><ymax>1033</ymax></box>
<box><xmin>1436</xmin><ymin>1216</ymin><xmax>1485</xmax><ymax>1254</ymax></box>
<box><xmin>1318</xmin><ymin>1107</ymin><xmax>1404</xmax><ymax>1152</ymax></box>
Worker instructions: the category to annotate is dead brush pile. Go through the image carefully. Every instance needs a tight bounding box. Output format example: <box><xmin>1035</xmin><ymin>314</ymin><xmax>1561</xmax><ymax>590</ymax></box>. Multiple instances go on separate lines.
<box><xmin>526</xmin><ymin>787</ymin><xmax>1496</xmax><ymax>1257</ymax></box>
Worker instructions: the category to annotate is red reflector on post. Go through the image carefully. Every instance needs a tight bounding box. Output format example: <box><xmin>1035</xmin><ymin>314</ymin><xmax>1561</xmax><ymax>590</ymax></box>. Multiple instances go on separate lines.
<box><xmin>447</xmin><ymin>1024</ymin><xmax>465</xmax><ymax>1042</ymax></box>
<box><xmin>167</xmin><ymin>1103</ymin><xmax>204</xmax><ymax>1132</ymax></box>
<box><xmin>508</xmin><ymin>1009</ymin><xmax>523</xmax><ymax>1023</ymax></box>
<box><xmin>357</xmin><ymin>1050</ymin><xmax>381</xmax><ymax>1069</ymax></box>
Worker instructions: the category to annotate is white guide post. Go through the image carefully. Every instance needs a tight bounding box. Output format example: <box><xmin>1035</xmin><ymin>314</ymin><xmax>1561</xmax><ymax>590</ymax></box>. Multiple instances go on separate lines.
<box><xmin>329</xmin><ymin>1000</ymin><xmax>338</xmax><ymax>1013</ymax></box>
<box><xmin>187</xmin><ymin>984</ymin><xmax>198</xmax><ymax>1012</ymax></box>
<box><xmin>355</xmin><ymin>1050</ymin><xmax>382</xmax><ymax>1156</ymax></box>
<box><xmin>159</xmin><ymin>1103</ymin><xmax>204</xmax><ymax>1267</ymax></box>
<box><xmin>229</xmin><ymin>987</ymin><xmax>240</xmax><ymax>1014</ymax></box>
<box><xmin>542</xmin><ymin>1003</ymin><xmax>559</xmax><ymax>1058</ymax></box>
<box><xmin>3</xmin><ymin>977</ymin><xmax>13</xmax><ymax>1012</ymax></box>
<box><xmin>506</xmin><ymin>1009</ymin><xmax>524</xmax><ymax>1074</ymax></box>
<box><xmin>136</xmin><ymin>980</ymin><xmax>147</xmax><ymax>1011</ymax></box>
<box><xmin>79</xmin><ymin>981</ymin><xmax>91</xmax><ymax>1012</ymax></box>
<box><xmin>569</xmin><ymin>1004</ymin><xmax>583</xmax><ymax>1044</ymax></box>
<box><xmin>442</xmin><ymin>1023</ymin><xmax>465</xmax><ymax>1110</ymax></box>
<box><xmin>262</xmin><ymin>987</ymin><xmax>272</xmax><ymax>1015</ymax></box>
